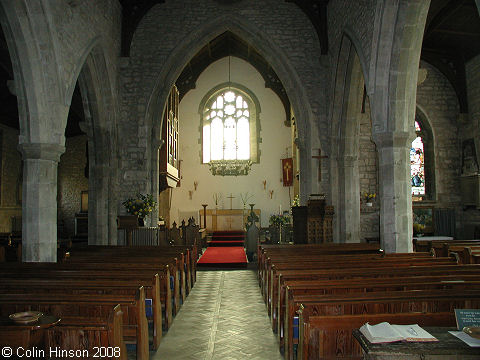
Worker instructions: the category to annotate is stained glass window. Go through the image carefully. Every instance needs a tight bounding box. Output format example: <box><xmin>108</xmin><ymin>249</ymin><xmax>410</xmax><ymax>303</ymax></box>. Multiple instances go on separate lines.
<box><xmin>411</xmin><ymin>120</ymin><xmax>425</xmax><ymax>195</ymax></box>
<box><xmin>202</xmin><ymin>90</ymin><xmax>250</xmax><ymax>162</ymax></box>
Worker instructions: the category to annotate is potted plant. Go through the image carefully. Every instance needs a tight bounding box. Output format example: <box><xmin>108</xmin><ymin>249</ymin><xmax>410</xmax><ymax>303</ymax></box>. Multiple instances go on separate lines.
<box><xmin>269</xmin><ymin>214</ymin><xmax>291</xmax><ymax>243</ymax></box>
<box><xmin>122</xmin><ymin>193</ymin><xmax>157</xmax><ymax>226</ymax></box>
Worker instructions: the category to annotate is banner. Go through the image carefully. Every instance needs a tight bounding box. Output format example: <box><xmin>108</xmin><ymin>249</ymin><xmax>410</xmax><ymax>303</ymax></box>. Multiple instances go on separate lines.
<box><xmin>282</xmin><ymin>158</ymin><xmax>293</xmax><ymax>187</ymax></box>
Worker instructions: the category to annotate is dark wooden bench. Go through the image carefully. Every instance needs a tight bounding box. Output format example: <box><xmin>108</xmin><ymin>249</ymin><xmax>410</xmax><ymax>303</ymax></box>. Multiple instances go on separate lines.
<box><xmin>283</xmin><ymin>279</ymin><xmax>480</xmax><ymax>357</ymax></box>
<box><xmin>0</xmin><ymin>304</ymin><xmax>127</xmax><ymax>360</ymax></box>
<box><xmin>60</xmin><ymin>250</ymin><xmax>183</xmax><ymax>312</ymax></box>
<box><xmin>273</xmin><ymin>264</ymin><xmax>480</xmax><ymax>338</ymax></box>
<box><xmin>0</xmin><ymin>274</ymin><xmax>163</xmax><ymax>350</ymax></box>
<box><xmin>298</xmin><ymin>312</ymin><xmax>456</xmax><ymax>360</ymax></box>
<box><xmin>277</xmin><ymin>274</ymin><xmax>480</xmax><ymax>337</ymax></box>
<box><xmin>413</xmin><ymin>238</ymin><xmax>480</xmax><ymax>255</ymax></box>
<box><xmin>65</xmin><ymin>245</ymin><xmax>194</xmax><ymax>301</ymax></box>
<box><xmin>267</xmin><ymin>256</ymin><xmax>458</xmax><ymax>316</ymax></box>
<box><xmin>289</xmin><ymin>288</ymin><xmax>480</xmax><ymax>360</ymax></box>
<box><xmin>0</xmin><ymin>287</ymin><xmax>149</xmax><ymax>360</ymax></box>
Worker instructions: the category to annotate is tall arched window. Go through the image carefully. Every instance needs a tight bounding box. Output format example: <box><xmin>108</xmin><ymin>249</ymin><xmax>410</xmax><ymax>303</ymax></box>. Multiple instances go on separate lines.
<box><xmin>411</xmin><ymin>121</ymin><xmax>425</xmax><ymax>196</ymax></box>
<box><xmin>411</xmin><ymin>111</ymin><xmax>435</xmax><ymax>200</ymax></box>
<box><xmin>200</xmin><ymin>83</ymin><xmax>260</xmax><ymax>176</ymax></box>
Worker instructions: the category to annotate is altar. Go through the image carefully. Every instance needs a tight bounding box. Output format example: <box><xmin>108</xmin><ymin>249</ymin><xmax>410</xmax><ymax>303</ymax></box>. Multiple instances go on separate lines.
<box><xmin>199</xmin><ymin>209</ymin><xmax>261</xmax><ymax>231</ymax></box>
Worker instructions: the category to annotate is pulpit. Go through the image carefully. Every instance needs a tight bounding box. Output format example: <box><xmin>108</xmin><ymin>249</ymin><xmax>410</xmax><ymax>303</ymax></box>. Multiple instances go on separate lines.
<box><xmin>292</xmin><ymin>196</ymin><xmax>334</xmax><ymax>244</ymax></box>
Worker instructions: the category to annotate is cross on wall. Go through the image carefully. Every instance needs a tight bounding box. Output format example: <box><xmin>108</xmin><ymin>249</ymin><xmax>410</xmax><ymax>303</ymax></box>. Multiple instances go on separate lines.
<box><xmin>312</xmin><ymin>149</ymin><xmax>328</xmax><ymax>181</ymax></box>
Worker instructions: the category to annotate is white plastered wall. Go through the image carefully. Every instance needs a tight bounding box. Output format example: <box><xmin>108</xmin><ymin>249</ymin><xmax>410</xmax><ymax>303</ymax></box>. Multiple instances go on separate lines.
<box><xmin>171</xmin><ymin>57</ymin><xmax>291</xmax><ymax>228</ymax></box>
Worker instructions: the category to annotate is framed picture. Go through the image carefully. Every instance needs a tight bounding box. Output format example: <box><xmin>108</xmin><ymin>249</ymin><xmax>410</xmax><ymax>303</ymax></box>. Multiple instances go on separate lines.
<box><xmin>412</xmin><ymin>206</ymin><xmax>434</xmax><ymax>235</ymax></box>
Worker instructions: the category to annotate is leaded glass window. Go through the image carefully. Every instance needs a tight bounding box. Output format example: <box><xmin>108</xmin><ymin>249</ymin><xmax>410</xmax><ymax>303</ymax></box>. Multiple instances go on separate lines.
<box><xmin>411</xmin><ymin>120</ymin><xmax>425</xmax><ymax>195</ymax></box>
<box><xmin>203</xmin><ymin>90</ymin><xmax>250</xmax><ymax>163</ymax></box>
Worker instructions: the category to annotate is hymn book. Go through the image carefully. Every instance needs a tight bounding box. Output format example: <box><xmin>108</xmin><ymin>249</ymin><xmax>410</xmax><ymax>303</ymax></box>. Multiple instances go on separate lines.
<box><xmin>359</xmin><ymin>322</ymin><xmax>438</xmax><ymax>344</ymax></box>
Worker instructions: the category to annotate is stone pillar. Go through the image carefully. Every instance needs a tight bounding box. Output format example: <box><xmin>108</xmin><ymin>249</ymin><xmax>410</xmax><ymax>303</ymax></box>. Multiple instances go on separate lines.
<box><xmin>374</xmin><ymin>132</ymin><xmax>413</xmax><ymax>253</ymax></box>
<box><xmin>340</xmin><ymin>155</ymin><xmax>360</xmax><ymax>243</ymax></box>
<box><xmin>88</xmin><ymin>164</ymin><xmax>111</xmax><ymax>245</ymax></box>
<box><xmin>18</xmin><ymin>143</ymin><xmax>65</xmax><ymax>262</ymax></box>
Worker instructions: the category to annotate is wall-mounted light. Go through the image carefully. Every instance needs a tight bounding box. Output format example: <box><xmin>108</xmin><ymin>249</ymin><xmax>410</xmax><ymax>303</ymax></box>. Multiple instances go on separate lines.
<box><xmin>194</xmin><ymin>181</ymin><xmax>198</xmax><ymax>191</ymax></box>
<box><xmin>262</xmin><ymin>180</ymin><xmax>267</xmax><ymax>190</ymax></box>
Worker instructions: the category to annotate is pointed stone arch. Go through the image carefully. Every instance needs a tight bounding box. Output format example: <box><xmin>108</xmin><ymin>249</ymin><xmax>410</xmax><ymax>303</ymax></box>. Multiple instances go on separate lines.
<box><xmin>369</xmin><ymin>0</ymin><xmax>430</xmax><ymax>252</ymax></box>
<box><xmin>143</xmin><ymin>15</ymin><xmax>316</xmax><ymax>205</ymax></box>
<box><xmin>73</xmin><ymin>42</ymin><xmax>119</xmax><ymax>245</ymax></box>
<box><xmin>330</xmin><ymin>34</ymin><xmax>370</xmax><ymax>243</ymax></box>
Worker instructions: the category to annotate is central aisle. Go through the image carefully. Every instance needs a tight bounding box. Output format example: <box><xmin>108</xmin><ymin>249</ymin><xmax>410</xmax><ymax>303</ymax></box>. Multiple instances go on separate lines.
<box><xmin>152</xmin><ymin>270</ymin><xmax>283</xmax><ymax>360</ymax></box>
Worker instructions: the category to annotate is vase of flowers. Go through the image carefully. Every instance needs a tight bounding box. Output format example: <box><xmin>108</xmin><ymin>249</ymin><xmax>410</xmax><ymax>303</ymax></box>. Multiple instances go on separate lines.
<box><xmin>122</xmin><ymin>193</ymin><xmax>157</xmax><ymax>226</ymax></box>
<box><xmin>362</xmin><ymin>192</ymin><xmax>376</xmax><ymax>206</ymax></box>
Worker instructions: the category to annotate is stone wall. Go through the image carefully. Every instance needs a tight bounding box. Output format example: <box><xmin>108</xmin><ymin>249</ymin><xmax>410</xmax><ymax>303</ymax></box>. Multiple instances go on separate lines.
<box><xmin>416</xmin><ymin>61</ymin><xmax>461</xmax><ymax>206</ymax></box>
<box><xmin>44</xmin><ymin>0</ymin><xmax>121</xmax><ymax>103</ymax></box>
<box><xmin>0</xmin><ymin>125</ymin><xmax>22</xmax><ymax>232</ymax></box>
<box><xmin>461</xmin><ymin>54</ymin><xmax>480</xmax><ymax>238</ymax></box>
<box><xmin>58</xmin><ymin>135</ymin><xmax>88</xmax><ymax>238</ymax></box>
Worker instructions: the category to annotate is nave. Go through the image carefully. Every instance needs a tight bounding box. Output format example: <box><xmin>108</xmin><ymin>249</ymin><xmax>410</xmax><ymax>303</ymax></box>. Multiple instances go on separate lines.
<box><xmin>151</xmin><ymin>270</ymin><xmax>283</xmax><ymax>360</ymax></box>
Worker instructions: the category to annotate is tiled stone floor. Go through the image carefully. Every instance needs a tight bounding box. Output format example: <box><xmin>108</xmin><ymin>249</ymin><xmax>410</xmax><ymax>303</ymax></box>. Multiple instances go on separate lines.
<box><xmin>150</xmin><ymin>269</ymin><xmax>284</xmax><ymax>360</ymax></box>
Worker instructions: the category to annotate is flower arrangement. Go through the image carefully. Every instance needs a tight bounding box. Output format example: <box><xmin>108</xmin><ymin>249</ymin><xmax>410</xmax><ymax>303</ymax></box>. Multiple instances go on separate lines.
<box><xmin>269</xmin><ymin>214</ymin><xmax>291</xmax><ymax>227</ymax></box>
<box><xmin>413</xmin><ymin>223</ymin><xmax>425</xmax><ymax>235</ymax></box>
<box><xmin>122</xmin><ymin>193</ymin><xmax>157</xmax><ymax>218</ymax></box>
<box><xmin>362</xmin><ymin>192</ymin><xmax>376</xmax><ymax>203</ymax></box>
<box><xmin>292</xmin><ymin>195</ymin><xmax>300</xmax><ymax>207</ymax></box>
<box><xmin>240</xmin><ymin>192</ymin><xmax>254</xmax><ymax>208</ymax></box>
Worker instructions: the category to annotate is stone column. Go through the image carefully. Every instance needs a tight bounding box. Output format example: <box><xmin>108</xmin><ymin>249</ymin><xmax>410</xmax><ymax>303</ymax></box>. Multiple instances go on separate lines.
<box><xmin>18</xmin><ymin>143</ymin><xmax>65</xmax><ymax>262</ymax></box>
<box><xmin>373</xmin><ymin>132</ymin><xmax>413</xmax><ymax>253</ymax></box>
<box><xmin>88</xmin><ymin>164</ymin><xmax>111</xmax><ymax>245</ymax></box>
<box><xmin>340</xmin><ymin>155</ymin><xmax>360</xmax><ymax>243</ymax></box>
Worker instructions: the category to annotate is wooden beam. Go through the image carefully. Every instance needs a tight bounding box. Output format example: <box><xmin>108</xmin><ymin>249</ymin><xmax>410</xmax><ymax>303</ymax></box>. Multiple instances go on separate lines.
<box><xmin>424</xmin><ymin>0</ymin><xmax>469</xmax><ymax>41</ymax></box>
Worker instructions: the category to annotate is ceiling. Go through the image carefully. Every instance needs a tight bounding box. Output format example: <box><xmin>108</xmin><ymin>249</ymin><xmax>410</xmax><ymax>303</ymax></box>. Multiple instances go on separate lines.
<box><xmin>421</xmin><ymin>0</ymin><xmax>480</xmax><ymax>113</ymax></box>
<box><xmin>0</xmin><ymin>1</ymin><xmax>478</xmax><ymax>137</ymax></box>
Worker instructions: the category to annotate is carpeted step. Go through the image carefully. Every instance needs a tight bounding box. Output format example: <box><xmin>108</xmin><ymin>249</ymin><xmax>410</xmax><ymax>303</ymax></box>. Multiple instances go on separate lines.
<box><xmin>209</xmin><ymin>240</ymin><xmax>245</xmax><ymax>247</ymax></box>
<box><xmin>197</xmin><ymin>246</ymin><xmax>247</xmax><ymax>268</ymax></box>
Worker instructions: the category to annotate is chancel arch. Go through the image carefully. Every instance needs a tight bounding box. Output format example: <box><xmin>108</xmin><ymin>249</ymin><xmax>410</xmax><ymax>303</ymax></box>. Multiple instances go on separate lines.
<box><xmin>136</xmin><ymin>12</ymin><xmax>319</xmax><ymax>209</ymax></box>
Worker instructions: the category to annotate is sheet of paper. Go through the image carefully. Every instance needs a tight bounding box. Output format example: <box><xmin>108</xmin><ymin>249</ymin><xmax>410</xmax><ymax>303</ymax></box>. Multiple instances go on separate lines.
<box><xmin>449</xmin><ymin>331</ymin><xmax>480</xmax><ymax>347</ymax></box>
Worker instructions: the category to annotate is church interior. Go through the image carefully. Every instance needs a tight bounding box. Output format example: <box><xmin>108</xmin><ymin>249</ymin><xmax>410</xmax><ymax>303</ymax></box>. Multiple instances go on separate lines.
<box><xmin>1</xmin><ymin>0</ymin><xmax>480</xmax><ymax>359</ymax></box>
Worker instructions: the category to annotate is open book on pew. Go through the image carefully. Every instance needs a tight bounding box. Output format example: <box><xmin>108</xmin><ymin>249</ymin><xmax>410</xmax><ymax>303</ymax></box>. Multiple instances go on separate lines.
<box><xmin>359</xmin><ymin>322</ymin><xmax>438</xmax><ymax>343</ymax></box>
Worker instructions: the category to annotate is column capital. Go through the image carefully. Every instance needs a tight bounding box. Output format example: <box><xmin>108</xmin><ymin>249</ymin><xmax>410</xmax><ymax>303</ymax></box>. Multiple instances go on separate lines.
<box><xmin>18</xmin><ymin>143</ymin><xmax>65</xmax><ymax>162</ymax></box>
<box><xmin>372</xmin><ymin>131</ymin><xmax>414</xmax><ymax>149</ymax></box>
<box><xmin>342</xmin><ymin>155</ymin><xmax>358</xmax><ymax>166</ymax></box>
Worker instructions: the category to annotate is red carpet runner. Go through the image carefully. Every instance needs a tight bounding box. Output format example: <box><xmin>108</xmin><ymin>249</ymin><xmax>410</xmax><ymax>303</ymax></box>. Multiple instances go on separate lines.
<box><xmin>198</xmin><ymin>230</ymin><xmax>247</xmax><ymax>268</ymax></box>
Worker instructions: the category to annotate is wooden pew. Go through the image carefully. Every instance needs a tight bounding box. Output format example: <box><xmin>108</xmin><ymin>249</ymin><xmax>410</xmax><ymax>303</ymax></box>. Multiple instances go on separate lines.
<box><xmin>0</xmin><ymin>274</ymin><xmax>163</xmax><ymax>349</ymax></box>
<box><xmin>0</xmin><ymin>304</ymin><xmax>127</xmax><ymax>360</ymax></box>
<box><xmin>0</xmin><ymin>287</ymin><xmax>149</xmax><ymax>360</ymax></box>
<box><xmin>289</xmin><ymin>288</ymin><xmax>480</xmax><ymax>360</ymax></box>
<box><xmin>277</xmin><ymin>274</ymin><xmax>480</xmax><ymax>337</ymax></box>
<box><xmin>60</xmin><ymin>249</ymin><xmax>184</xmax><ymax>311</ymax></box>
<box><xmin>267</xmin><ymin>256</ymin><xmax>458</xmax><ymax>317</ymax></box>
<box><xmin>67</xmin><ymin>244</ymin><xmax>196</xmax><ymax>297</ymax></box>
<box><xmin>0</xmin><ymin>264</ymin><xmax>170</xmax><ymax>345</ymax></box>
<box><xmin>283</xmin><ymin>279</ymin><xmax>480</xmax><ymax>358</ymax></box>
<box><xmin>446</xmin><ymin>245</ymin><xmax>480</xmax><ymax>264</ymax></box>
<box><xmin>298</xmin><ymin>312</ymin><xmax>456</xmax><ymax>360</ymax></box>
<box><xmin>257</xmin><ymin>243</ymin><xmax>382</xmax><ymax>284</ymax></box>
<box><xmin>274</xmin><ymin>264</ymin><xmax>480</xmax><ymax>340</ymax></box>
<box><xmin>413</xmin><ymin>238</ymin><xmax>480</xmax><ymax>255</ymax></box>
